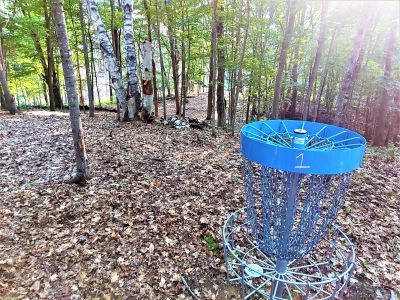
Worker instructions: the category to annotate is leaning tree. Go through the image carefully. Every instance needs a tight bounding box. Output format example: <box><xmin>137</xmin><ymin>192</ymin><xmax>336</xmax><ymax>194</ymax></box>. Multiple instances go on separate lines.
<box><xmin>52</xmin><ymin>0</ymin><xmax>90</xmax><ymax>183</ymax></box>
<box><xmin>86</xmin><ymin>0</ymin><xmax>154</xmax><ymax>122</ymax></box>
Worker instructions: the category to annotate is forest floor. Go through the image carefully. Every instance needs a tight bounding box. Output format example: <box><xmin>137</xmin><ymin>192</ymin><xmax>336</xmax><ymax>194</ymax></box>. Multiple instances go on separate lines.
<box><xmin>0</xmin><ymin>95</ymin><xmax>399</xmax><ymax>300</ymax></box>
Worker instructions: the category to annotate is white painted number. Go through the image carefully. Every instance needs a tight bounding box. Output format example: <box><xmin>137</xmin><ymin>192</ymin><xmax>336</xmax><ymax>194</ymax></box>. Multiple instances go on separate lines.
<box><xmin>295</xmin><ymin>153</ymin><xmax>310</xmax><ymax>169</ymax></box>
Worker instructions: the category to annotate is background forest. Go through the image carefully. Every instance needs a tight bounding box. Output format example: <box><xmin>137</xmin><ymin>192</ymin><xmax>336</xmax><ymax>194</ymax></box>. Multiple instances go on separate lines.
<box><xmin>0</xmin><ymin>0</ymin><xmax>399</xmax><ymax>143</ymax></box>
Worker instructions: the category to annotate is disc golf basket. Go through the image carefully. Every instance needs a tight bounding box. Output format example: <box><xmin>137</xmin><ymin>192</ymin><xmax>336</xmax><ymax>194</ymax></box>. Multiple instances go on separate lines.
<box><xmin>222</xmin><ymin>120</ymin><xmax>366</xmax><ymax>299</ymax></box>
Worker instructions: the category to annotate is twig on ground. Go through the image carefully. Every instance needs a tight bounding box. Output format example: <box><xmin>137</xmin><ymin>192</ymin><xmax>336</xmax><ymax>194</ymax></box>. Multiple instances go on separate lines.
<box><xmin>181</xmin><ymin>276</ymin><xmax>200</xmax><ymax>300</ymax></box>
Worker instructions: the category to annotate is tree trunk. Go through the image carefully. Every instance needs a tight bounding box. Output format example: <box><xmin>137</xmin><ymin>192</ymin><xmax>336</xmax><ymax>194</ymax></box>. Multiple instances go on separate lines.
<box><xmin>272</xmin><ymin>0</ymin><xmax>296</xmax><ymax>119</ymax></box>
<box><xmin>372</xmin><ymin>22</ymin><xmax>396</xmax><ymax>146</ymax></box>
<box><xmin>0</xmin><ymin>86</ymin><xmax>5</xmax><ymax>110</ymax></box>
<box><xmin>79</xmin><ymin>0</ymin><xmax>95</xmax><ymax>116</ymax></box>
<box><xmin>123</xmin><ymin>0</ymin><xmax>140</xmax><ymax>120</ymax></box>
<box><xmin>392</xmin><ymin>90</ymin><xmax>400</xmax><ymax>144</ymax></box>
<box><xmin>68</xmin><ymin>5</ymin><xmax>85</xmax><ymax>112</ymax></box>
<box><xmin>231</xmin><ymin>0</ymin><xmax>250</xmax><ymax>135</ymax></box>
<box><xmin>183</xmin><ymin>11</ymin><xmax>191</xmax><ymax>118</ymax></box>
<box><xmin>302</xmin><ymin>0</ymin><xmax>328</xmax><ymax>120</ymax></box>
<box><xmin>87</xmin><ymin>28</ymin><xmax>101</xmax><ymax>108</ymax></box>
<box><xmin>110</xmin><ymin>0</ymin><xmax>122</xmax><ymax>70</ymax></box>
<box><xmin>155</xmin><ymin>0</ymin><xmax>167</xmax><ymax>120</ymax></box>
<box><xmin>41</xmin><ymin>78</ymin><xmax>49</xmax><ymax>104</ymax></box>
<box><xmin>86</xmin><ymin>0</ymin><xmax>127</xmax><ymax>118</ymax></box>
<box><xmin>210</xmin><ymin>0</ymin><xmax>218</xmax><ymax>137</ymax></box>
<box><xmin>312</xmin><ymin>24</ymin><xmax>338</xmax><ymax>121</ymax></box>
<box><xmin>44</xmin><ymin>0</ymin><xmax>56</xmax><ymax>111</ymax></box>
<box><xmin>143</xmin><ymin>0</ymin><xmax>159</xmax><ymax>118</ymax></box>
<box><xmin>0</xmin><ymin>37</ymin><xmax>16</xmax><ymax>114</ymax></box>
<box><xmin>228</xmin><ymin>0</ymin><xmax>243</xmax><ymax>128</ymax></box>
<box><xmin>288</xmin><ymin>7</ymin><xmax>305</xmax><ymax>119</ymax></box>
<box><xmin>207</xmin><ymin>0</ymin><xmax>217</xmax><ymax>121</ymax></box>
<box><xmin>141</xmin><ymin>39</ymin><xmax>154</xmax><ymax>122</ymax></box>
<box><xmin>165</xmin><ymin>0</ymin><xmax>180</xmax><ymax>115</ymax></box>
<box><xmin>216</xmin><ymin>3</ymin><xmax>225</xmax><ymax>127</ymax></box>
<box><xmin>333</xmin><ymin>10</ymin><xmax>372</xmax><ymax>125</ymax></box>
<box><xmin>52</xmin><ymin>0</ymin><xmax>89</xmax><ymax>183</ymax></box>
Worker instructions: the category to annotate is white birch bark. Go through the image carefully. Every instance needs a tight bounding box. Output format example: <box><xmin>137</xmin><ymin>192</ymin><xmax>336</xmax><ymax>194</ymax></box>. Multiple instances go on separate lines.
<box><xmin>86</xmin><ymin>0</ymin><xmax>127</xmax><ymax>117</ymax></box>
<box><xmin>141</xmin><ymin>39</ymin><xmax>154</xmax><ymax>116</ymax></box>
<box><xmin>123</xmin><ymin>0</ymin><xmax>140</xmax><ymax>120</ymax></box>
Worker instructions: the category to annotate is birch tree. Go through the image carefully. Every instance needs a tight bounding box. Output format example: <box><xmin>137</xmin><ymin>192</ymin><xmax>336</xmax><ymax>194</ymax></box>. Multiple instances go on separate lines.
<box><xmin>86</xmin><ymin>0</ymin><xmax>127</xmax><ymax>119</ymax></box>
<box><xmin>141</xmin><ymin>39</ymin><xmax>154</xmax><ymax>122</ymax></box>
<box><xmin>143</xmin><ymin>0</ymin><xmax>158</xmax><ymax>117</ymax></box>
<box><xmin>52</xmin><ymin>0</ymin><xmax>89</xmax><ymax>183</ymax></box>
<box><xmin>123</xmin><ymin>0</ymin><xmax>140</xmax><ymax>120</ymax></box>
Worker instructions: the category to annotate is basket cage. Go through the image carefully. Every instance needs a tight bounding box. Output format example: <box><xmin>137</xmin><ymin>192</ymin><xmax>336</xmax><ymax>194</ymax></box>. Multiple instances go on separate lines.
<box><xmin>244</xmin><ymin>159</ymin><xmax>352</xmax><ymax>261</ymax></box>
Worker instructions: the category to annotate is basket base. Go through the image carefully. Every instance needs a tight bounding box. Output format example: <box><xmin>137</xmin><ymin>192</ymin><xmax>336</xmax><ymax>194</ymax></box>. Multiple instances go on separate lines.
<box><xmin>222</xmin><ymin>207</ymin><xmax>356</xmax><ymax>300</ymax></box>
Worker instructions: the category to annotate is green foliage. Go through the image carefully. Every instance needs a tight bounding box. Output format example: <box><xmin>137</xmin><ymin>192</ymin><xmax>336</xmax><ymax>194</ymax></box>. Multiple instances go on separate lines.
<box><xmin>0</xmin><ymin>0</ymin><xmax>397</xmax><ymax>127</ymax></box>
<box><xmin>203</xmin><ymin>234</ymin><xmax>221</xmax><ymax>252</ymax></box>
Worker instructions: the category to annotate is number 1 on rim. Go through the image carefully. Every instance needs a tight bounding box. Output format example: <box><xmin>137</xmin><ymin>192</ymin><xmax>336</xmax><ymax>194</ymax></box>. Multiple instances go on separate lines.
<box><xmin>295</xmin><ymin>153</ymin><xmax>310</xmax><ymax>169</ymax></box>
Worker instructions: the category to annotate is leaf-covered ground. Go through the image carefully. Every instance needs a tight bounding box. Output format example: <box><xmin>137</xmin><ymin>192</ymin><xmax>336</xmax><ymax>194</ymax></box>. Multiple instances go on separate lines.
<box><xmin>0</xmin><ymin>100</ymin><xmax>399</xmax><ymax>299</ymax></box>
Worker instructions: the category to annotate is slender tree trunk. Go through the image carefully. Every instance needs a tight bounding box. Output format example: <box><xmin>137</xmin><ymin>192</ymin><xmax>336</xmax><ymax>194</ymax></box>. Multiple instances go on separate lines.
<box><xmin>87</xmin><ymin>28</ymin><xmax>101</xmax><ymax>108</ymax></box>
<box><xmin>165</xmin><ymin>0</ymin><xmax>180</xmax><ymax>115</ymax></box>
<box><xmin>180</xmin><ymin>37</ymin><xmax>186</xmax><ymax>118</ymax></box>
<box><xmin>41</xmin><ymin>78</ymin><xmax>49</xmax><ymax>104</ymax></box>
<box><xmin>44</xmin><ymin>0</ymin><xmax>56</xmax><ymax>111</ymax></box>
<box><xmin>302</xmin><ymin>0</ymin><xmax>328</xmax><ymax>120</ymax></box>
<box><xmin>228</xmin><ymin>0</ymin><xmax>243</xmax><ymax>128</ymax></box>
<box><xmin>288</xmin><ymin>7</ymin><xmax>305</xmax><ymax>119</ymax></box>
<box><xmin>333</xmin><ymin>10</ymin><xmax>372</xmax><ymax>125</ymax></box>
<box><xmin>0</xmin><ymin>86</ymin><xmax>5</xmax><ymax>110</ymax></box>
<box><xmin>123</xmin><ymin>0</ymin><xmax>140</xmax><ymax>120</ymax></box>
<box><xmin>245</xmin><ymin>84</ymin><xmax>252</xmax><ymax>124</ymax></box>
<box><xmin>272</xmin><ymin>0</ymin><xmax>296</xmax><ymax>119</ymax></box>
<box><xmin>216</xmin><ymin>3</ymin><xmax>225</xmax><ymax>127</ymax></box>
<box><xmin>348</xmin><ymin>23</ymin><xmax>376</xmax><ymax>102</ymax></box>
<box><xmin>183</xmin><ymin>12</ymin><xmax>190</xmax><ymax>118</ymax></box>
<box><xmin>52</xmin><ymin>0</ymin><xmax>89</xmax><ymax>183</ymax></box>
<box><xmin>210</xmin><ymin>0</ymin><xmax>218</xmax><ymax>137</ymax></box>
<box><xmin>312</xmin><ymin>24</ymin><xmax>338</xmax><ymax>121</ymax></box>
<box><xmin>155</xmin><ymin>0</ymin><xmax>167</xmax><ymax>119</ymax></box>
<box><xmin>364</xmin><ymin>95</ymin><xmax>373</xmax><ymax>139</ymax></box>
<box><xmin>86</xmin><ymin>0</ymin><xmax>127</xmax><ymax>118</ymax></box>
<box><xmin>110</xmin><ymin>0</ymin><xmax>122</xmax><ymax>70</ymax></box>
<box><xmin>79</xmin><ymin>0</ymin><xmax>95</xmax><ymax>116</ymax></box>
<box><xmin>68</xmin><ymin>4</ymin><xmax>85</xmax><ymax>112</ymax></box>
<box><xmin>207</xmin><ymin>0</ymin><xmax>217</xmax><ymax>121</ymax></box>
<box><xmin>392</xmin><ymin>90</ymin><xmax>400</xmax><ymax>144</ymax></box>
<box><xmin>372</xmin><ymin>22</ymin><xmax>396</xmax><ymax>146</ymax></box>
<box><xmin>231</xmin><ymin>0</ymin><xmax>250</xmax><ymax>135</ymax></box>
<box><xmin>0</xmin><ymin>36</ymin><xmax>16</xmax><ymax>114</ymax></box>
